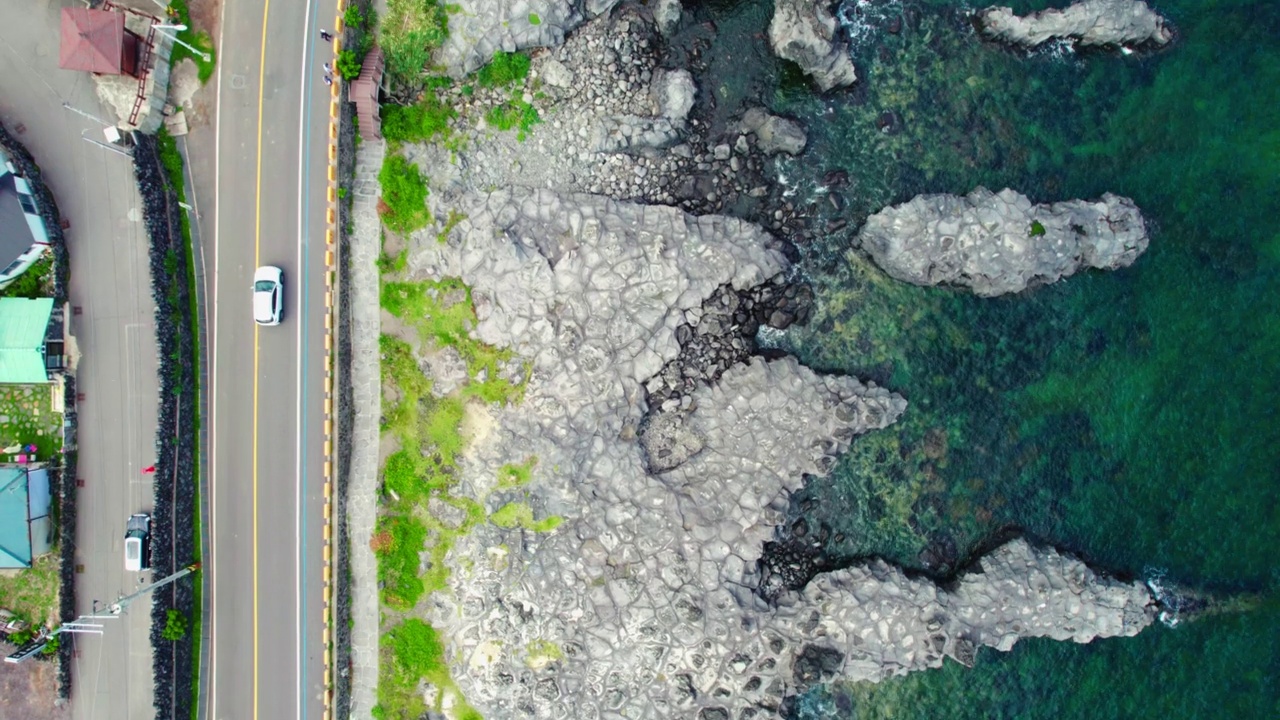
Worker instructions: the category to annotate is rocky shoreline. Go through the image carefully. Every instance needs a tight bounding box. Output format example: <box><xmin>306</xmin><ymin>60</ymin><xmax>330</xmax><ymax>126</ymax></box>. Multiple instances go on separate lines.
<box><xmin>368</xmin><ymin>2</ymin><xmax>1175</xmax><ymax>717</ymax></box>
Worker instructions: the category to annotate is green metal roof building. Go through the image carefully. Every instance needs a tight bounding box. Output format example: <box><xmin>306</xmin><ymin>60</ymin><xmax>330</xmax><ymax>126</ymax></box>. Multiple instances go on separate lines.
<box><xmin>0</xmin><ymin>298</ymin><xmax>57</xmax><ymax>384</ymax></box>
<box><xmin>0</xmin><ymin>467</ymin><xmax>51</xmax><ymax>568</ymax></box>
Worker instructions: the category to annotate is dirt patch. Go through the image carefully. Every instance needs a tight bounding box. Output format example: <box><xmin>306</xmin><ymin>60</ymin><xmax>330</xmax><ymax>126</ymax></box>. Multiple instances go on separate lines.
<box><xmin>0</xmin><ymin>650</ymin><xmax>70</xmax><ymax>720</ymax></box>
<box><xmin>188</xmin><ymin>0</ymin><xmax>222</xmax><ymax>40</ymax></box>
<box><xmin>176</xmin><ymin>0</ymin><xmax>223</xmax><ymax>129</ymax></box>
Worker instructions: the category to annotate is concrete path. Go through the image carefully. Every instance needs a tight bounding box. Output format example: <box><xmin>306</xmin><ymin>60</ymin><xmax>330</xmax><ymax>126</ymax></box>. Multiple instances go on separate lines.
<box><xmin>0</xmin><ymin>3</ymin><xmax>157</xmax><ymax>719</ymax></box>
<box><xmin>347</xmin><ymin>136</ymin><xmax>384</xmax><ymax>720</ymax></box>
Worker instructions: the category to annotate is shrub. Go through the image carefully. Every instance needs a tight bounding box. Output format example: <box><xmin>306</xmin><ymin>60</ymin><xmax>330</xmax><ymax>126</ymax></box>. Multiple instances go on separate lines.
<box><xmin>476</xmin><ymin>51</ymin><xmax>531</xmax><ymax>88</ymax></box>
<box><xmin>162</xmin><ymin>609</ymin><xmax>188</xmax><ymax>641</ymax></box>
<box><xmin>381</xmin><ymin>0</ymin><xmax>449</xmax><ymax>84</ymax></box>
<box><xmin>0</xmin><ymin>253</ymin><xmax>52</xmax><ymax>298</ymax></box>
<box><xmin>375</xmin><ymin>515</ymin><xmax>427</xmax><ymax>608</ymax></box>
<box><xmin>528</xmin><ymin>12</ymin><xmax>542</xmax><ymax>25</ymax></box>
<box><xmin>381</xmin><ymin>93</ymin><xmax>456</xmax><ymax>144</ymax></box>
<box><xmin>388</xmin><ymin>619</ymin><xmax>446</xmax><ymax>681</ymax></box>
<box><xmin>1029</xmin><ymin>220</ymin><xmax>1046</xmax><ymax>237</ymax></box>
<box><xmin>133</xmin><ymin>132</ymin><xmax>200</xmax><ymax>720</ymax></box>
<box><xmin>344</xmin><ymin>3</ymin><xmax>367</xmax><ymax>30</ymax></box>
<box><xmin>377</xmin><ymin>154</ymin><xmax>431</xmax><ymax>235</ymax></box>
<box><xmin>337</xmin><ymin>49</ymin><xmax>363</xmax><ymax>81</ymax></box>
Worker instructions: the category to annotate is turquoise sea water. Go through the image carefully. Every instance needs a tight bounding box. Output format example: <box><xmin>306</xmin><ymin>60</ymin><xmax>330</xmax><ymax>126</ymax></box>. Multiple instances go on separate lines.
<box><xmin>678</xmin><ymin>0</ymin><xmax>1279</xmax><ymax>716</ymax></box>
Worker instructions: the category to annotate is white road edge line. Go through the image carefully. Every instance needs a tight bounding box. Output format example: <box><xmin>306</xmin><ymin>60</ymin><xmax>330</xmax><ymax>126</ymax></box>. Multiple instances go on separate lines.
<box><xmin>208</xmin><ymin>0</ymin><xmax>229</xmax><ymax>715</ymax></box>
<box><xmin>295</xmin><ymin>4</ymin><xmax>314</xmax><ymax>719</ymax></box>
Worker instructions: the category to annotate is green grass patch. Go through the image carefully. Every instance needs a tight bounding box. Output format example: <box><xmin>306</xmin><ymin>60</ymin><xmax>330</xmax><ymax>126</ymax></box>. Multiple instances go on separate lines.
<box><xmin>490</xmin><ymin>502</ymin><xmax>562</xmax><ymax>532</ymax></box>
<box><xmin>380</xmin><ymin>279</ymin><xmax>524</xmax><ymax>402</ymax></box>
<box><xmin>165</xmin><ymin>0</ymin><xmax>218</xmax><ymax>83</ymax></box>
<box><xmin>527</xmin><ymin>12</ymin><xmax>542</xmax><ymax>25</ymax></box>
<box><xmin>1029</xmin><ymin>220</ymin><xmax>1046</xmax><ymax>237</ymax></box>
<box><xmin>484</xmin><ymin>97</ymin><xmax>541</xmax><ymax>141</ymax></box>
<box><xmin>0</xmin><ymin>552</ymin><xmax>59</xmax><ymax>626</ymax></box>
<box><xmin>476</xmin><ymin>51</ymin><xmax>531</xmax><ymax>88</ymax></box>
<box><xmin>425</xmin><ymin>396</ymin><xmax>465</xmax><ymax>465</ymax></box>
<box><xmin>496</xmin><ymin>457</ymin><xmax>537</xmax><ymax>489</ymax></box>
<box><xmin>378</xmin><ymin>154</ymin><xmax>431</xmax><ymax>235</ymax></box>
<box><xmin>376</xmin><ymin>274</ymin><xmax>530</xmax><ymax>718</ymax></box>
<box><xmin>389</xmin><ymin>618</ymin><xmax>447</xmax><ymax>682</ymax></box>
<box><xmin>436</xmin><ymin>210</ymin><xmax>466</xmax><ymax>244</ymax></box>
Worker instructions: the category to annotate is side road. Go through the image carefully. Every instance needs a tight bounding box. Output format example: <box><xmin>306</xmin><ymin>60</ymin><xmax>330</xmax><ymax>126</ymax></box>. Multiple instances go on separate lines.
<box><xmin>0</xmin><ymin>3</ymin><xmax>158</xmax><ymax>719</ymax></box>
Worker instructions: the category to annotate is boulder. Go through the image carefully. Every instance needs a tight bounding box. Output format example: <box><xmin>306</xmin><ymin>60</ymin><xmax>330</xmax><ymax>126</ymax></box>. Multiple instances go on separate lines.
<box><xmin>859</xmin><ymin>187</ymin><xmax>1149</xmax><ymax>296</ymax></box>
<box><xmin>656</xmin><ymin>69</ymin><xmax>697</xmax><ymax>121</ymax></box>
<box><xmin>978</xmin><ymin>0</ymin><xmax>1174</xmax><ymax>50</ymax></box>
<box><xmin>654</xmin><ymin>0</ymin><xmax>682</xmax><ymax>36</ymax></box>
<box><xmin>768</xmin><ymin>0</ymin><xmax>857</xmax><ymax>92</ymax></box>
<box><xmin>732</xmin><ymin>107</ymin><xmax>808</xmax><ymax>156</ymax></box>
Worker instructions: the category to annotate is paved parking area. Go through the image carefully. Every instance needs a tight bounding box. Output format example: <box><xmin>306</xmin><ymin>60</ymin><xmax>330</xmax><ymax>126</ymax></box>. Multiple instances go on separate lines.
<box><xmin>0</xmin><ymin>2</ymin><xmax>159</xmax><ymax>718</ymax></box>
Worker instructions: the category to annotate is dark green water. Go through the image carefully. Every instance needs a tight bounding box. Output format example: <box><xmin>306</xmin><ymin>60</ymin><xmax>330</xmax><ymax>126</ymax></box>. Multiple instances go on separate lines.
<box><xmin>677</xmin><ymin>0</ymin><xmax>1280</xmax><ymax>715</ymax></box>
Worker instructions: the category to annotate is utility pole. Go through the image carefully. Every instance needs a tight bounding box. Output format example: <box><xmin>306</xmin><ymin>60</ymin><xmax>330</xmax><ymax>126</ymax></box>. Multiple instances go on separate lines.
<box><xmin>4</xmin><ymin>562</ymin><xmax>200</xmax><ymax>663</ymax></box>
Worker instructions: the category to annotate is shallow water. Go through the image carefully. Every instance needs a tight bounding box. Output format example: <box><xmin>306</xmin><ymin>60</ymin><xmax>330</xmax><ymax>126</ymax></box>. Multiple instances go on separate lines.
<box><xmin>678</xmin><ymin>0</ymin><xmax>1280</xmax><ymax>715</ymax></box>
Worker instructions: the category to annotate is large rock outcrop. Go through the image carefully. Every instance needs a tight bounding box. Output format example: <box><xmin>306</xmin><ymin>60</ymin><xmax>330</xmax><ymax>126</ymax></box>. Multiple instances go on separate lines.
<box><xmin>394</xmin><ymin>189</ymin><xmax>1161</xmax><ymax>716</ymax></box>
<box><xmin>766</xmin><ymin>538</ymin><xmax>1156</xmax><ymax>688</ymax></box>
<box><xmin>768</xmin><ymin>0</ymin><xmax>857</xmax><ymax>92</ymax></box>
<box><xmin>859</xmin><ymin>187</ymin><xmax>1149</xmax><ymax>296</ymax></box>
<box><xmin>978</xmin><ymin>0</ymin><xmax>1175</xmax><ymax>50</ymax></box>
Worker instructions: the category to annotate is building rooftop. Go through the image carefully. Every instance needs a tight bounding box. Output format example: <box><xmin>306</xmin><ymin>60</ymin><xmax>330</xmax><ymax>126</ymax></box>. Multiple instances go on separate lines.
<box><xmin>0</xmin><ymin>156</ymin><xmax>38</xmax><ymax>273</ymax></box>
<box><xmin>0</xmin><ymin>298</ymin><xmax>55</xmax><ymax>384</ymax></box>
<box><xmin>0</xmin><ymin>467</ymin><xmax>51</xmax><ymax>568</ymax></box>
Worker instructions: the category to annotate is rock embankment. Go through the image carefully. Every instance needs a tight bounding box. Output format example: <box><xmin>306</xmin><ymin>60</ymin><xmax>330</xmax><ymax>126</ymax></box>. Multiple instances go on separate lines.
<box><xmin>978</xmin><ymin>0</ymin><xmax>1174</xmax><ymax>50</ymax></box>
<box><xmin>769</xmin><ymin>0</ymin><xmax>857</xmax><ymax>92</ymax></box>
<box><xmin>400</xmin><ymin>189</ymin><xmax>1160</xmax><ymax>717</ymax></box>
<box><xmin>859</xmin><ymin>187</ymin><xmax>1149</xmax><ymax>296</ymax></box>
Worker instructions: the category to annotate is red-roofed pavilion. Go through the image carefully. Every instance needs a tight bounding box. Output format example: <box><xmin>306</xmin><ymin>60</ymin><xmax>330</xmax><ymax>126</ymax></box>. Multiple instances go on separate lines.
<box><xmin>58</xmin><ymin>8</ymin><xmax>141</xmax><ymax>77</ymax></box>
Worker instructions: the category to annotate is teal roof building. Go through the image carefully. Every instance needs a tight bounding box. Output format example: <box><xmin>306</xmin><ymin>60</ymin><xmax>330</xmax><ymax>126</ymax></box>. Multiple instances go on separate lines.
<box><xmin>0</xmin><ymin>297</ymin><xmax>57</xmax><ymax>384</ymax></box>
<box><xmin>0</xmin><ymin>467</ymin><xmax>51</xmax><ymax>568</ymax></box>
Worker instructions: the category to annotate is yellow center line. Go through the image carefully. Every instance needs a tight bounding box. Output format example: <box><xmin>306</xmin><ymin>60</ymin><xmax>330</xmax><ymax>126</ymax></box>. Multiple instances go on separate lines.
<box><xmin>253</xmin><ymin>0</ymin><xmax>271</xmax><ymax>718</ymax></box>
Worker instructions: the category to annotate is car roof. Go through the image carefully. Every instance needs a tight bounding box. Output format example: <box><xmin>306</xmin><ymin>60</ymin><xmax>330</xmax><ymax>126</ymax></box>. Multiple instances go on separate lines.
<box><xmin>254</xmin><ymin>286</ymin><xmax>275</xmax><ymax>322</ymax></box>
<box><xmin>254</xmin><ymin>265</ymin><xmax>282</xmax><ymax>282</ymax></box>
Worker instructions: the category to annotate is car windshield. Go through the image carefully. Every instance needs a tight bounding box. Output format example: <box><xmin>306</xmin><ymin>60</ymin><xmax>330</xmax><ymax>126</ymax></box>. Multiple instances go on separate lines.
<box><xmin>254</xmin><ymin>280</ymin><xmax>276</xmax><ymax>292</ymax></box>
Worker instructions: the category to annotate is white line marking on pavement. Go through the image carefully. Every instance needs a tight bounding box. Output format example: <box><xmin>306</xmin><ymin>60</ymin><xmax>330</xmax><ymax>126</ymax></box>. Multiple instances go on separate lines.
<box><xmin>295</xmin><ymin>4</ymin><xmax>315</xmax><ymax>716</ymax></box>
<box><xmin>208</xmin><ymin>0</ymin><xmax>230</xmax><ymax>713</ymax></box>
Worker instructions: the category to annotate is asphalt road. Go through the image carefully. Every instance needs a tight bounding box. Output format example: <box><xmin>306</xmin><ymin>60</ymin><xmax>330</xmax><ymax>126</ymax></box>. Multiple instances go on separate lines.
<box><xmin>0</xmin><ymin>2</ymin><xmax>157</xmax><ymax>719</ymax></box>
<box><xmin>204</xmin><ymin>0</ymin><xmax>334</xmax><ymax>718</ymax></box>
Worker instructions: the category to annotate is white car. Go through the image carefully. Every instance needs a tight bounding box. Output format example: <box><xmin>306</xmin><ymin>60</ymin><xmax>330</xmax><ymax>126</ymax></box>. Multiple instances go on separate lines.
<box><xmin>253</xmin><ymin>266</ymin><xmax>284</xmax><ymax>326</ymax></box>
<box><xmin>124</xmin><ymin>514</ymin><xmax>150</xmax><ymax>572</ymax></box>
